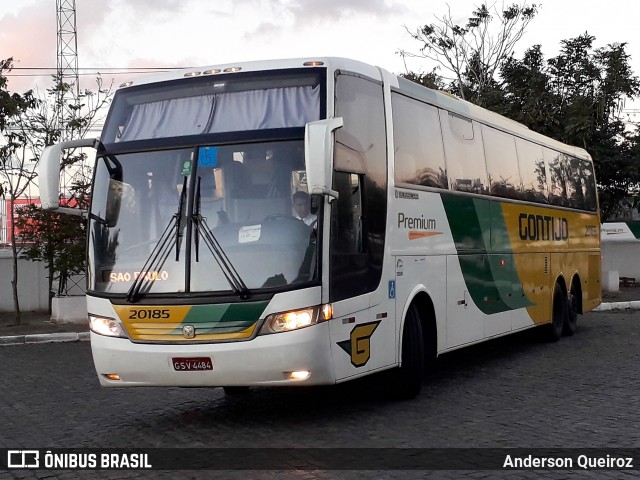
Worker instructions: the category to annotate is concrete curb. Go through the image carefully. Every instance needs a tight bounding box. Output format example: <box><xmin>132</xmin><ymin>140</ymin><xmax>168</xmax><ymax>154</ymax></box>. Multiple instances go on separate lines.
<box><xmin>0</xmin><ymin>331</ymin><xmax>90</xmax><ymax>346</ymax></box>
<box><xmin>594</xmin><ymin>301</ymin><xmax>640</xmax><ymax>311</ymax></box>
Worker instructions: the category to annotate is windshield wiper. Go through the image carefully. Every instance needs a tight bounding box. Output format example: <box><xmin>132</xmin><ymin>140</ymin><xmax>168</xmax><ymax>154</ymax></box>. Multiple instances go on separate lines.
<box><xmin>126</xmin><ymin>177</ymin><xmax>188</xmax><ymax>302</ymax></box>
<box><xmin>192</xmin><ymin>176</ymin><xmax>250</xmax><ymax>299</ymax></box>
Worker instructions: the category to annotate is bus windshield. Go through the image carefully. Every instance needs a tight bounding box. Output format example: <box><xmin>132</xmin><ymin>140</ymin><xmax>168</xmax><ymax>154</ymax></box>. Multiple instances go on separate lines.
<box><xmin>88</xmin><ymin>140</ymin><xmax>320</xmax><ymax>296</ymax></box>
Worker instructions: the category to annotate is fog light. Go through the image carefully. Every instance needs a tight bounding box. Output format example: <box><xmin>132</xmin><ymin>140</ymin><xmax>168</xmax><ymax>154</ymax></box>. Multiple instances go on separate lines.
<box><xmin>104</xmin><ymin>374</ymin><xmax>121</xmax><ymax>381</ymax></box>
<box><xmin>290</xmin><ymin>370</ymin><xmax>310</xmax><ymax>381</ymax></box>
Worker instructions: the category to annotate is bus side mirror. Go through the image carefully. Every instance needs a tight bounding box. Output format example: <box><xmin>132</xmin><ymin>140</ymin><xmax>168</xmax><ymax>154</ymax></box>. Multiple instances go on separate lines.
<box><xmin>104</xmin><ymin>179</ymin><xmax>126</xmax><ymax>228</ymax></box>
<box><xmin>39</xmin><ymin>138</ymin><xmax>100</xmax><ymax>216</ymax></box>
<box><xmin>304</xmin><ymin>117</ymin><xmax>343</xmax><ymax>199</ymax></box>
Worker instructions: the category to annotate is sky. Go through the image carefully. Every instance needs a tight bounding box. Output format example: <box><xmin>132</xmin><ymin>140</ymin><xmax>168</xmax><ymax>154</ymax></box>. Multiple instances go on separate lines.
<box><xmin>2</xmin><ymin>0</ymin><xmax>640</xmax><ymax>115</ymax></box>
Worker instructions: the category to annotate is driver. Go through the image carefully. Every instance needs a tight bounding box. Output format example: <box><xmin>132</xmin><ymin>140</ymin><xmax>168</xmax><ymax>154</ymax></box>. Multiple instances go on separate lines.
<box><xmin>291</xmin><ymin>191</ymin><xmax>317</xmax><ymax>227</ymax></box>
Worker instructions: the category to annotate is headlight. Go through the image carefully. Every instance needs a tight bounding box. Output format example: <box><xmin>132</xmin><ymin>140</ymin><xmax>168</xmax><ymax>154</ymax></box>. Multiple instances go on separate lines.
<box><xmin>89</xmin><ymin>314</ymin><xmax>128</xmax><ymax>338</ymax></box>
<box><xmin>260</xmin><ymin>304</ymin><xmax>332</xmax><ymax>334</ymax></box>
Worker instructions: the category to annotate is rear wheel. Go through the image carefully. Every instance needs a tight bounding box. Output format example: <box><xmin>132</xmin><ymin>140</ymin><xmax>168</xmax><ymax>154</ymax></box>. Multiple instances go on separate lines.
<box><xmin>390</xmin><ymin>304</ymin><xmax>424</xmax><ymax>399</ymax></box>
<box><xmin>545</xmin><ymin>284</ymin><xmax>565</xmax><ymax>342</ymax></box>
<box><xmin>563</xmin><ymin>284</ymin><xmax>579</xmax><ymax>336</ymax></box>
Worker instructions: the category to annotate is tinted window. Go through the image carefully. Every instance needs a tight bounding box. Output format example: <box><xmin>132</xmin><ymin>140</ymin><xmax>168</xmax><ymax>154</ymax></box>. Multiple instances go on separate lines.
<box><xmin>391</xmin><ymin>93</ymin><xmax>447</xmax><ymax>189</ymax></box>
<box><xmin>332</xmin><ymin>73</ymin><xmax>387</xmax><ymax>301</ymax></box>
<box><xmin>567</xmin><ymin>157</ymin><xmax>598</xmax><ymax>211</ymax></box>
<box><xmin>482</xmin><ymin>126</ymin><xmax>521</xmax><ymax>200</ymax></box>
<box><xmin>440</xmin><ymin>111</ymin><xmax>489</xmax><ymax>194</ymax></box>
<box><xmin>582</xmin><ymin>159</ymin><xmax>598</xmax><ymax>212</ymax></box>
<box><xmin>544</xmin><ymin>149</ymin><xmax>570</xmax><ymax>207</ymax></box>
<box><xmin>515</xmin><ymin>139</ymin><xmax>548</xmax><ymax>203</ymax></box>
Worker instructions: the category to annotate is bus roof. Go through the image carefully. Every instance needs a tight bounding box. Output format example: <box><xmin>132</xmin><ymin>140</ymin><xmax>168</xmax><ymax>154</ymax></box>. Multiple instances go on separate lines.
<box><xmin>118</xmin><ymin>56</ymin><xmax>591</xmax><ymax>162</ymax></box>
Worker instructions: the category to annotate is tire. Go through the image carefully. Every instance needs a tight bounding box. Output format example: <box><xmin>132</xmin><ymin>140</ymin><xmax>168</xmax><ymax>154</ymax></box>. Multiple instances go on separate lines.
<box><xmin>223</xmin><ymin>386</ymin><xmax>250</xmax><ymax>395</ymax></box>
<box><xmin>563</xmin><ymin>285</ymin><xmax>578</xmax><ymax>336</ymax></box>
<box><xmin>391</xmin><ymin>304</ymin><xmax>424</xmax><ymax>399</ymax></box>
<box><xmin>545</xmin><ymin>284</ymin><xmax>565</xmax><ymax>342</ymax></box>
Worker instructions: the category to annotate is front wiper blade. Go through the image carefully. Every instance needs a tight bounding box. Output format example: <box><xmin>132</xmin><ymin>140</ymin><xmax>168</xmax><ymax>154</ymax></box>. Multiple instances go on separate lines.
<box><xmin>193</xmin><ymin>214</ymin><xmax>250</xmax><ymax>299</ymax></box>
<box><xmin>194</xmin><ymin>177</ymin><xmax>202</xmax><ymax>262</ymax></box>
<box><xmin>126</xmin><ymin>176</ymin><xmax>188</xmax><ymax>302</ymax></box>
<box><xmin>126</xmin><ymin>216</ymin><xmax>177</xmax><ymax>302</ymax></box>
<box><xmin>174</xmin><ymin>176</ymin><xmax>188</xmax><ymax>261</ymax></box>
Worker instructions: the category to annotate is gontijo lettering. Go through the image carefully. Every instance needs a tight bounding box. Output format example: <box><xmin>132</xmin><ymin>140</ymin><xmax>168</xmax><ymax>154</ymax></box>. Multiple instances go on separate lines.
<box><xmin>518</xmin><ymin>213</ymin><xmax>569</xmax><ymax>241</ymax></box>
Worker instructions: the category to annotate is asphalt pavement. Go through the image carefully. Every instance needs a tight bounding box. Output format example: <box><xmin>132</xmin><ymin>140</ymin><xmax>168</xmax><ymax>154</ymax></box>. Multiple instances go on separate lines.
<box><xmin>0</xmin><ymin>286</ymin><xmax>638</xmax><ymax>345</ymax></box>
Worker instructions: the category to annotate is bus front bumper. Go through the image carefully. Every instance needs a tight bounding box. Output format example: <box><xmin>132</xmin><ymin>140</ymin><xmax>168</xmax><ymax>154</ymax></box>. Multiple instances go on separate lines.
<box><xmin>90</xmin><ymin>322</ymin><xmax>335</xmax><ymax>387</ymax></box>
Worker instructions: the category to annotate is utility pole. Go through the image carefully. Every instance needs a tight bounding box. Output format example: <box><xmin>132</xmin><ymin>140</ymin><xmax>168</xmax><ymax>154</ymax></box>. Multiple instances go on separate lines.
<box><xmin>56</xmin><ymin>0</ymin><xmax>79</xmax><ymax>102</ymax></box>
<box><xmin>55</xmin><ymin>0</ymin><xmax>84</xmax><ymax>200</ymax></box>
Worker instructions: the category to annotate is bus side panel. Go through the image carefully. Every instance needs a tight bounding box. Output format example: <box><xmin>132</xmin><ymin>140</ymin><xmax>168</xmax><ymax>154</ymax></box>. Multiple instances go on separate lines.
<box><xmin>394</xmin><ymin>255</ymin><xmax>447</xmax><ymax>355</ymax></box>
<box><xmin>446</xmin><ymin>254</ymin><xmax>486</xmax><ymax>347</ymax></box>
<box><xmin>328</xmin><ymin>293</ymin><xmax>397</xmax><ymax>382</ymax></box>
<box><xmin>511</xmin><ymin>252</ymin><xmax>552</xmax><ymax>328</ymax></box>
<box><xmin>499</xmin><ymin>203</ymin><xmax>601</xmax><ymax>322</ymax></box>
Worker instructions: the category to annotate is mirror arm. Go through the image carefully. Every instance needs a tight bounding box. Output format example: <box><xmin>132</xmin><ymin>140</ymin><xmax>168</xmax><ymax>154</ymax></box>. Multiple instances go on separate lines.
<box><xmin>309</xmin><ymin>186</ymin><xmax>339</xmax><ymax>200</ymax></box>
<box><xmin>55</xmin><ymin>207</ymin><xmax>88</xmax><ymax>218</ymax></box>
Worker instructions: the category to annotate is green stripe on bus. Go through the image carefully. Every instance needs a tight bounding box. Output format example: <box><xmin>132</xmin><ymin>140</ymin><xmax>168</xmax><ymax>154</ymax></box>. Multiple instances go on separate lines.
<box><xmin>442</xmin><ymin>194</ymin><xmax>533</xmax><ymax>314</ymax></box>
<box><xmin>177</xmin><ymin>301</ymin><xmax>269</xmax><ymax>331</ymax></box>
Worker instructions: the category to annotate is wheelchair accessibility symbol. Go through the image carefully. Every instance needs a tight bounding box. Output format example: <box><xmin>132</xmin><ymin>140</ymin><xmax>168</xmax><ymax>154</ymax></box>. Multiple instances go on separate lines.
<box><xmin>388</xmin><ymin>280</ymin><xmax>396</xmax><ymax>299</ymax></box>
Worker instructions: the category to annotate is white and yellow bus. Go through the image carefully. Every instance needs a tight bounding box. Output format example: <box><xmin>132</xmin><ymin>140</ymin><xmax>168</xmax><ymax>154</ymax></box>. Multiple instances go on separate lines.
<box><xmin>40</xmin><ymin>58</ymin><xmax>601</xmax><ymax>397</ymax></box>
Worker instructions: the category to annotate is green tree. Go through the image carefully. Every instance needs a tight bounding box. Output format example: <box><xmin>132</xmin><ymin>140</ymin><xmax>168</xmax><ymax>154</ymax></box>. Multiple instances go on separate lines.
<box><xmin>498</xmin><ymin>35</ymin><xmax>640</xmax><ymax>218</ymax></box>
<box><xmin>14</xmin><ymin>198</ymin><xmax>87</xmax><ymax>314</ymax></box>
<box><xmin>0</xmin><ymin>58</ymin><xmax>111</xmax><ymax>324</ymax></box>
<box><xmin>400</xmin><ymin>1</ymin><xmax>538</xmax><ymax>105</ymax></box>
<box><xmin>0</xmin><ymin>58</ymin><xmax>38</xmax><ymax>325</ymax></box>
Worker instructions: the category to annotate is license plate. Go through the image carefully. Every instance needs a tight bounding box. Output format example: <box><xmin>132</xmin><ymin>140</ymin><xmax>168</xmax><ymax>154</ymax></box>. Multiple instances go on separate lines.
<box><xmin>172</xmin><ymin>357</ymin><xmax>213</xmax><ymax>371</ymax></box>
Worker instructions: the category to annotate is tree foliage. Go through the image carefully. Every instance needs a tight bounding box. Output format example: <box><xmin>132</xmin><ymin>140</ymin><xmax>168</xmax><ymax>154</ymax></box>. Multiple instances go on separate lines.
<box><xmin>14</xmin><ymin>200</ymin><xmax>87</xmax><ymax>308</ymax></box>
<box><xmin>0</xmin><ymin>57</ymin><xmax>112</xmax><ymax>322</ymax></box>
<box><xmin>0</xmin><ymin>59</ymin><xmax>39</xmax><ymax>324</ymax></box>
<box><xmin>402</xmin><ymin>3</ymin><xmax>640</xmax><ymax>220</ymax></box>
<box><xmin>497</xmin><ymin>35</ymin><xmax>640</xmax><ymax>218</ymax></box>
<box><xmin>400</xmin><ymin>1</ymin><xmax>538</xmax><ymax>105</ymax></box>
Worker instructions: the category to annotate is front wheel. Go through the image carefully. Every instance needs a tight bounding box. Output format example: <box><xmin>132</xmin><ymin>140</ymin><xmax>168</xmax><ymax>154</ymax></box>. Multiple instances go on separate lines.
<box><xmin>390</xmin><ymin>304</ymin><xmax>424</xmax><ymax>399</ymax></box>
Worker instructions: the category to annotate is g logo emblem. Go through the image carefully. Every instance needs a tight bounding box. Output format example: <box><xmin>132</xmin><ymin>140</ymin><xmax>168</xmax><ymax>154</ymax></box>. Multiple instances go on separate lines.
<box><xmin>182</xmin><ymin>325</ymin><xmax>195</xmax><ymax>339</ymax></box>
<box><xmin>337</xmin><ymin>321</ymin><xmax>380</xmax><ymax>367</ymax></box>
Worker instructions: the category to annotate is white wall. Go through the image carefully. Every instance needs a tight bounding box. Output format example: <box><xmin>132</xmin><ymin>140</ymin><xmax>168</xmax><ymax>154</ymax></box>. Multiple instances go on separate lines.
<box><xmin>602</xmin><ymin>241</ymin><xmax>640</xmax><ymax>281</ymax></box>
<box><xmin>0</xmin><ymin>249</ymin><xmax>50</xmax><ymax>311</ymax></box>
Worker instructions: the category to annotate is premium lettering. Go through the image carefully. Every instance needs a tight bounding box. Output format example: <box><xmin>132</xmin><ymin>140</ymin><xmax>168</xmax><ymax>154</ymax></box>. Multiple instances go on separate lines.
<box><xmin>398</xmin><ymin>213</ymin><xmax>437</xmax><ymax>230</ymax></box>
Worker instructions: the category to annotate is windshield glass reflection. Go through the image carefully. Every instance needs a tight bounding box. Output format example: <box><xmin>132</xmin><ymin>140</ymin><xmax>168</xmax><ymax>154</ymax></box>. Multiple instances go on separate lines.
<box><xmin>88</xmin><ymin>141</ymin><xmax>320</xmax><ymax>295</ymax></box>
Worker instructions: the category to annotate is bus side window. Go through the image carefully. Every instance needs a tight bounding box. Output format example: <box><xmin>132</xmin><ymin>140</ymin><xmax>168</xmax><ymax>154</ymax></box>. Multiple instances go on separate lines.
<box><xmin>545</xmin><ymin>149</ymin><xmax>570</xmax><ymax>207</ymax></box>
<box><xmin>331</xmin><ymin>72</ymin><xmax>387</xmax><ymax>302</ymax></box>
<box><xmin>483</xmin><ymin>125</ymin><xmax>522</xmax><ymax>200</ymax></box>
<box><xmin>516</xmin><ymin>139</ymin><xmax>548</xmax><ymax>203</ymax></box>
<box><xmin>581</xmin><ymin>159</ymin><xmax>598</xmax><ymax>212</ymax></box>
<box><xmin>391</xmin><ymin>93</ymin><xmax>448</xmax><ymax>189</ymax></box>
<box><xmin>332</xmin><ymin>172</ymin><xmax>363</xmax><ymax>254</ymax></box>
<box><xmin>440</xmin><ymin>111</ymin><xmax>489</xmax><ymax>195</ymax></box>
